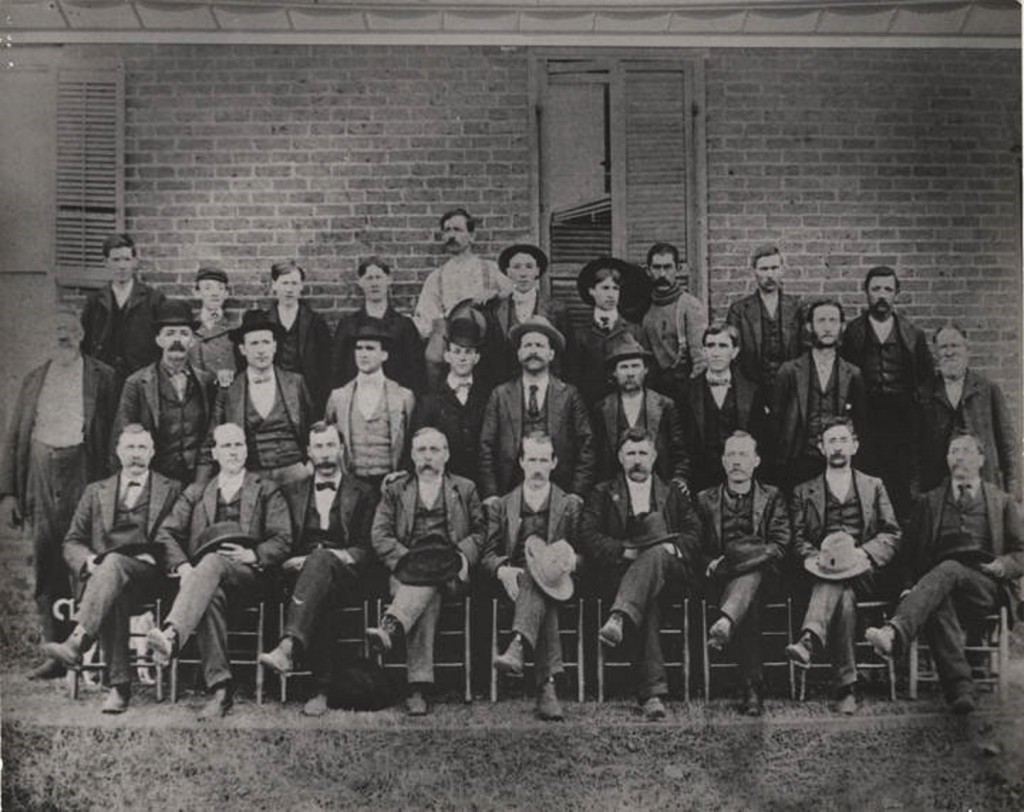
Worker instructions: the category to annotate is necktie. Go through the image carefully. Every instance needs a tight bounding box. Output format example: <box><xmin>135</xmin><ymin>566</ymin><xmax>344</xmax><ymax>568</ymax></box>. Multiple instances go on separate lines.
<box><xmin>123</xmin><ymin>481</ymin><xmax>141</xmax><ymax>506</ymax></box>
<box><xmin>527</xmin><ymin>384</ymin><xmax>540</xmax><ymax>419</ymax></box>
<box><xmin>169</xmin><ymin>371</ymin><xmax>187</xmax><ymax>401</ymax></box>
<box><xmin>957</xmin><ymin>483</ymin><xmax>972</xmax><ymax>507</ymax></box>
<box><xmin>599</xmin><ymin>315</ymin><xmax>610</xmax><ymax>333</ymax></box>
<box><xmin>315</xmin><ymin>481</ymin><xmax>337</xmax><ymax>492</ymax></box>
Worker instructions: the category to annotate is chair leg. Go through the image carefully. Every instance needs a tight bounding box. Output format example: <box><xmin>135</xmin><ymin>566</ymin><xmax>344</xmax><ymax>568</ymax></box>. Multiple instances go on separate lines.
<box><xmin>701</xmin><ymin>600</ymin><xmax>710</xmax><ymax>703</ymax></box>
<box><xmin>67</xmin><ymin>667</ymin><xmax>80</xmax><ymax>700</ymax></box>
<box><xmin>908</xmin><ymin>638</ymin><xmax>919</xmax><ymax>700</ymax></box>
<box><xmin>596</xmin><ymin>598</ymin><xmax>605</xmax><ymax>703</ymax></box>
<box><xmin>154</xmin><ymin>600</ymin><xmax>165</xmax><ymax>703</ymax></box>
<box><xmin>170</xmin><ymin>656</ymin><xmax>179</xmax><ymax>703</ymax></box>
<box><xmin>463</xmin><ymin>597</ymin><xmax>472</xmax><ymax>703</ymax></box>
<box><xmin>278</xmin><ymin>603</ymin><xmax>287</xmax><ymax>704</ymax></box>
<box><xmin>255</xmin><ymin>602</ymin><xmax>265</xmax><ymax>706</ymax></box>
<box><xmin>682</xmin><ymin>597</ymin><xmax>690</xmax><ymax>704</ymax></box>
<box><xmin>786</xmin><ymin>598</ymin><xmax>795</xmax><ymax>701</ymax></box>
<box><xmin>576</xmin><ymin>601</ymin><xmax>585</xmax><ymax>703</ymax></box>
<box><xmin>490</xmin><ymin>598</ymin><xmax>498</xmax><ymax>704</ymax></box>
<box><xmin>997</xmin><ymin>607</ymin><xmax>1008</xmax><ymax>702</ymax></box>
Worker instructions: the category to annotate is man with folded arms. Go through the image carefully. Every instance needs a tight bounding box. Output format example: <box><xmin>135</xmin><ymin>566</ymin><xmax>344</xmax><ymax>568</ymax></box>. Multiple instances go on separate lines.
<box><xmin>259</xmin><ymin>422</ymin><xmax>376</xmax><ymax>716</ymax></box>
<box><xmin>364</xmin><ymin>427</ymin><xmax>484</xmax><ymax>716</ymax></box>
<box><xmin>785</xmin><ymin>417</ymin><xmax>900</xmax><ymax>714</ymax></box>
<box><xmin>147</xmin><ymin>422</ymin><xmax>292</xmax><ymax>719</ymax></box>
<box><xmin>866</xmin><ymin>432</ymin><xmax>1024</xmax><ymax>714</ymax></box>
<box><xmin>697</xmin><ymin>431</ymin><xmax>791</xmax><ymax>716</ymax></box>
<box><xmin>41</xmin><ymin>425</ymin><xmax>182</xmax><ymax>713</ymax></box>
<box><xmin>581</xmin><ymin>428</ymin><xmax>701</xmax><ymax>721</ymax></box>
<box><xmin>487</xmin><ymin>432</ymin><xmax>581</xmax><ymax>721</ymax></box>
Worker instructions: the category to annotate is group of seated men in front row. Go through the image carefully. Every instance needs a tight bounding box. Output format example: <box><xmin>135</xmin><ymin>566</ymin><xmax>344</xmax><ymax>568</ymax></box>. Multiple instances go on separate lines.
<box><xmin>2</xmin><ymin>217</ymin><xmax>1021</xmax><ymax>724</ymax></box>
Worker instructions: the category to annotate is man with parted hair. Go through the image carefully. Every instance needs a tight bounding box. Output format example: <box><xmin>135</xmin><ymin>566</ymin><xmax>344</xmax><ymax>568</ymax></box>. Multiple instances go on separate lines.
<box><xmin>40</xmin><ymin>425</ymin><xmax>182</xmax><ymax>713</ymax></box>
<box><xmin>188</xmin><ymin>264</ymin><xmax>241</xmax><ymax>389</ymax></box>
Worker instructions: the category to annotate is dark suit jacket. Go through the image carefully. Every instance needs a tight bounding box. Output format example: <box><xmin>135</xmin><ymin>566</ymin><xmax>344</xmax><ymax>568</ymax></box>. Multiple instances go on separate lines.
<box><xmin>789</xmin><ymin>470</ymin><xmax>901</xmax><ymax>568</ymax></box>
<box><xmin>480</xmin><ymin>483</ymin><xmax>580</xmax><ymax>579</ymax></box>
<box><xmin>916</xmin><ymin>369</ymin><xmax>1020</xmax><ymax>501</ymax></box>
<box><xmin>725</xmin><ymin>291</ymin><xmax>804</xmax><ymax>387</ymax></box>
<box><xmin>331</xmin><ymin>305</ymin><xmax>426</xmax><ymax>395</ymax></box>
<box><xmin>578</xmin><ymin>474</ymin><xmax>701</xmax><ymax>573</ymax></box>
<box><xmin>371</xmin><ymin>473</ymin><xmax>485</xmax><ymax>573</ymax></box>
<box><xmin>112</xmin><ymin>361</ymin><xmax>218</xmax><ymax>476</ymax></box>
<box><xmin>154</xmin><ymin>471</ymin><xmax>292</xmax><ymax>572</ymax></box>
<box><xmin>479</xmin><ymin>376</ymin><xmax>596</xmax><ymax>499</ymax></box>
<box><xmin>840</xmin><ymin>311</ymin><xmax>934</xmax><ymax>395</ymax></box>
<box><xmin>565</xmin><ymin>319</ymin><xmax>645</xmax><ymax>407</ymax></box>
<box><xmin>0</xmin><ymin>356</ymin><xmax>118</xmax><ymax>514</ymax></box>
<box><xmin>409</xmin><ymin>381</ymin><xmax>489</xmax><ymax>482</ymax></box>
<box><xmin>901</xmin><ymin>480</ymin><xmax>1024</xmax><ymax>620</ymax></box>
<box><xmin>80</xmin><ymin>281</ymin><xmax>166</xmax><ymax>381</ymax></box>
<box><xmin>695</xmin><ymin>480</ymin><xmax>791</xmax><ymax>574</ymax></box>
<box><xmin>63</xmin><ymin>471</ymin><xmax>182</xmax><ymax>575</ymax></box>
<box><xmin>267</xmin><ymin>301</ymin><xmax>333</xmax><ymax>419</ymax></box>
<box><xmin>281</xmin><ymin>474</ymin><xmax>376</xmax><ymax>565</ymax></box>
<box><xmin>594</xmin><ymin>389</ymin><xmax>688</xmax><ymax>484</ymax></box>
<box><xmin>485</xmin><ymin>291</ymin><xmax>571</xmax><ymax>385</ymax></box>
<box><xmin>773</xmin><ymin>353</ymin><xmax>866</xmax><ymax>464</ymax></box>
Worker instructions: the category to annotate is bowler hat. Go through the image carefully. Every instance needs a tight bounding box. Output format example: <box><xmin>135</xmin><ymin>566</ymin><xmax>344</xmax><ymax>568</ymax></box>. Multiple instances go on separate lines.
<box><xmin>195</xmin><ymin>265</ymin><xmax>228</xmax><ymax>286</ymax></box>
<box><xmin>624</xmin><ymin>512</ymin><xmax>678</xmax><ymax>551</ymax></box>
<box><xmin>715</xmin><ymin>537</ymin><xmax>774</xmax><ymax>579</ymax></box>
<box><xmin>154</xmin><ymin>299</ymin><xmax>199</xmax><ymax>331</ymax></box>
<box><xmin>509</xmin><ymin>314</ymin><xmax>565</xmax><ymax>356</ymax></box>
<box><xmin>394</xmin><ymin>533</ymin><xmax>462</xmax><ymax>586</ymax></box>
<box><xmin>95</xmin><ymin>522</ymin><xmax>157</xmax><ymax>564</ymax></box>
<box><xmin>576</xmin><ymin>256</ymin><xmax>652</xmax><ymax>320</ymax></box>
<box><xmin>191</xmin><ymin>521</ymin><xmax>258</xmax><ymax>564</ymax></box>
<box><xmin>604</xmin><ymin>333</ymin><xmax>653</xmax><ymax>368</ymax></box>
<box><xmin>446</xmin><ymin>299</ymin><xmax>487</xmax><ymax>349</ymax></box>
<box><xmin>524</xmin><ymin>536</ymin><xmax>576</xmax><ymax>602</ymax></box>
<box><xmin>804</xmin><ymin>531</ymin><xmax>872</xmax><ymax>581</ymax></box>
<box><xmin>231</xmin><ymin>309</ymin><xmax>285</xmax><ymax>343</ymax></box>
<box><xmin>353</xmin><ymin>319</ymin><xmax>392</xmax><ymax>348</ymax></box>
<box><xmin>447</xmin><ymin>317</ymin><xmax>484</xmax><ymax>349</ymax></box>
<box><xmin>498</xmin><ymin>244</ymin><xmax>549</xmax><ymax>276</ymax></box>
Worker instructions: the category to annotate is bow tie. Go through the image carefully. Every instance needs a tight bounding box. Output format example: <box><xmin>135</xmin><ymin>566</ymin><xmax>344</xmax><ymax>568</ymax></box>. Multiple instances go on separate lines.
<box><xmin>250</xmin><ymin>373</ymin><xmax>273</xmax><ymax>385</ymax></box>
<box><xmin>125</xmin><ymin>481</ymin><xmax>142</xmax><ymax>490</ymax></box>
<box><xmin>315</xmin><ymin>481</ymin><xmax>337</xmax><ymax>492</ymax></box>
<box><xmin>706</xmin><ymin>373</ymin><xmax>731</xmax><ymax>387</ymax></box>
<box><xmin>452</xmin><ymin>381</ymin><xmax>472</xmax><ymax>392</ymax></box>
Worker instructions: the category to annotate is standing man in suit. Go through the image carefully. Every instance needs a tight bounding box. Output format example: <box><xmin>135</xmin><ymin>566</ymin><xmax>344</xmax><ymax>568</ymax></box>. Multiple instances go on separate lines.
<box><xmin>80</xmin><ymin>233</ymin><xmax>166</xmax><ymax>385</ymax></box>
<box><xmin>210</xmin><ymin>309</ymin><xmax>312</xmax><ymax>489</ymax></box>
<box><xmin>259</xmin><ymin>422</ymin><xmax>377</xmax><ymax>716</ymax></box>
<box><xmin>1</xmin><ymin>307</ymin><xmax>119</xmax><ymax>678</ymax></box>
<box><xmin>332</xmin><ymin>256</ymin><xmax>425</xmax><ymax>395</ymax></box>
<box><xmin>725</xmin><ymin>244</ymin><xmax>804</xmax><ymax>404</ymax></box>
<box><xmin>364</xmin><ymin>427</ymin><xmax>485</xmax><ymax>715</ymax></box>
<box><xmin>188</xmin><ymin>265</ymin><xmax>240</xmax><ymax>389</ymax></box>
<box><xmin>581</xmin><ymin>428</ymin><xmax>702</xmax><ymax>721</ymax></box>
<box><xmin>40</xmin><ymin>425</ymin><xmax>182</xmax><ymax>713</ymax></box>
<box><xmin>785</xmin><ymin>417</ymin><xmax>901</xmax><ymax>714</ymax></box>
<box><xmin>840</xmin><ymin>267</ymin><xmax>934</xmax><ymax>520</ymax></box>
<box><xmin>866</xmin><ymin>432</ymin><xmax>1024</xmax><ymax>714</ymax></box>
<box><xmin>113</xmin><ymin>300</ymin><xmax>218</xmax><ymax>484</ymax></box>
<box><xmin>266</xmin><ymin>260</ymin><xmax>333</xmax><ymax>419</ymax></box>
<box><xmin>147</xmin><ymin>422</ymin><xmax>292</xmax><ymax>720</ymax></box>
<box><xmin>325</xmin><ymin>321</ymin><xmax>416</xmax><ymax>494</ymax></box>
<box><xmin>487</xmin><ymin>432</ymin><xmax>582</xmax><ymax>721</ymax></box>
<box><xmin>479</xmin><ymin>315</ymin><xmax>595</xmax><ymax>504</ymax></box>
<box><xmin>773</xmin><ymin>299</ymin><xmax>866</xmax><ymax>491</ymax></box>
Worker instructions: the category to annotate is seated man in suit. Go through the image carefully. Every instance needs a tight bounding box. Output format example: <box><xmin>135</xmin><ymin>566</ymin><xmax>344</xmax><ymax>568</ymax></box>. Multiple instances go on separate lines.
<box><xmin>697</xmin><ymin>431</ymin><xmax>791</xmax><ymax>716</ymax></box>
<box><xmin>487</xmin><ymin>431</ymin><xmax>582</xmax><ymax>721</ymax></box>
<box><xmin>147</xmin><ymin>422</ymin><xmax>292</xmax><ymax>720</ymax></box>
<box><xmin>866</xmin><ymin>432</ymin><xmax>1024</xmax><ymax>714</ymax></box>
<box><xmin>581</xmin><ymin>428</ymin><xmax>701</xmax><ymax>721</ymax></box>
<box><xmin>41</xmin><ymin>425</ymin><xmax>182</xmax><ymax>713</ymax></box>
<box><xmin>785</xmin><ymin>417</ymin><xmax>901</xmax><ymax>714</ymax></box>
<box><xmin>364</xmin><ymin>427</ymin><xmax>485</xmax><ymax>716</ymax></box>
<box><xmin>259</xmin><ymin>422</ymin><xmax>376</xmax><ymax>716</ymax></box>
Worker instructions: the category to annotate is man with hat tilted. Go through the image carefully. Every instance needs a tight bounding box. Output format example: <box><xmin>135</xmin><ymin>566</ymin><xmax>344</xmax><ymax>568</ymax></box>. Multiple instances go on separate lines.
<box><xmin>325</xmin><ymin>319</ymin><xmax>415</xmax><ymax>495</ymax></box>
<box><xmin>209</xmin><ymin>309</ymin><xmax>313</xmax><ymax>489</ymax></box>
<box><xmin>41</xmin><ymin>425</ymin><xmax>182</xmax><ymax>713</ymax></box>
<box><xmin>580</xmin><ymin>428</ymin><xmax>701</xmax><ymax>721</ymax></box>
<box><xmin>594</xmin><ymin>332</ymin><xmax>688</xmax><ymax>488</ymax></box>
<box><xmin>486</xmin><ymin>431</ymin><xmax>582</xmax><ymax>721</ymax></box>
<box><xmin>479</xmin><ymin>315</ymin><xmax>595</xmax><ymax>505</ymax></box>
<box><xmin>112</xmin><ymin>299</ymin><xmax>218</xmax><ymax>485</ymax></box>
<box><xmin>865</xmin><ymin>432</ymin><xmax>1024</xmax><ymax>715</ymax></box>
<box><xmin>410</xmin><ymin>312</ymin><xmax>489</xmax><ymax>482</ymax></box>
<box><xmin>147</xmin><ymin>422</ymin><xmax>292</xmax><ymax>720</ymax></box>
<box><xmin>785</xmin><ymin>417</ymin><xmax>901</xmax><ymax>715</ymax></box>
<box><xmin>696</xmin><ymin>431</ymin><xmax>791</xmax><ymax>716</ymax></box>
<box><xmin>259</xmin><ymin>422</ymin><xmax>377</xmax><ymax>716</ymax></box>
<box><xmin>364</xmin><ymin>427</ymin><xmax>485</xmax><ymax>716</ymax></box>
<box><xmin>188</xmin><ymin>264</ymin><xmax>241</xmax><ymax>389</ymax></box>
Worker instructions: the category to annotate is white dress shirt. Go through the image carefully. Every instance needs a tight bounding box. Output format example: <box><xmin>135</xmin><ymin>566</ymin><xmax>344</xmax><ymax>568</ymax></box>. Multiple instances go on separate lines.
<box><xmin>522</xmin><ymin>373</ymin><xmax>551</xmax><ymax>412</ymax></box>
<box><xmin>418</xmin><ymin>476</ymin><xmax>442</xmax><ymax>509</ymax></box>
<box><xmin>522</xmin><ymin>482</ymin><xmax>551</xmax><ymax>513</ymax></box>
<box><xmin>119</xmin><ymin>471</ymin><xmax>151</xmax><ymax>509</ymax></box>
<box><xmin>620</xmin><ymin>391</ymin><xmax>644</xmax><ymax>428</ymax></box>
<box><xmin>218</xmin><ymin>470</ymin><xmax>245</xmax><ymax>504</ymax></box>
<box><xmin>247</xmin><ymin>368</ymin><xmax>277</xmax><ymax>418</ymax></box>
<box><xmin>111</xmin><ymin>279</ymin><xmax>134</xmax><ymax>309</ymax></box>
<box><xmin>594</xmin><ymin>309</ymin><xmax>619</xmax><ymax>331</ymax></box>
<box><xmin>512</xmin><ymin>289</ymin><xmax>538</xmax><ymax>324</ymax></box>
<box><xmin>447</xmin><ymin>374</ymin><xmax>473</xmax><ymax>406</ymax></box>
<box><xmin>313</xmin><ymin>473</ymin><xmax>342</xmax><ymax>530</ymax></box>
<box><xmin>626</xmin><ymin>477</ymin><xmax>653</xmax><ymax>516</ymax></box>
<box><xmin>869</xmin><ymin>316</ymin><xmax>894</xmax><ymax>344</ymax></box>
<box><xmin>355</xmin><ymin>369</ymin><xmax>386</xmax><ymax>420</ymax></box>
<box><xmin>825</xmin><ymin>468</ymin><xmax>854</xmax><ymax>503</ymax></box>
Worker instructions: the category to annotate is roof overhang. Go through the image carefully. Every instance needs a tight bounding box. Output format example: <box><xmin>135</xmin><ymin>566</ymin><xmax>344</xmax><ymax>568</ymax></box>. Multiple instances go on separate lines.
<box><xmin>6</xmin><ymin>0</ymin><xmax>1021</xmax><ymax>48</ymax></box>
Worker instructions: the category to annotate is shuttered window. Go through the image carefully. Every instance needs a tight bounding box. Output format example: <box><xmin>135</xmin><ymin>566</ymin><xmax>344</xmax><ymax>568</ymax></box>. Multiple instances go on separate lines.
<box><xmin>55</xmin><ymin>65</ymin><xmax>124</xmax><ymax>286</ymax></box>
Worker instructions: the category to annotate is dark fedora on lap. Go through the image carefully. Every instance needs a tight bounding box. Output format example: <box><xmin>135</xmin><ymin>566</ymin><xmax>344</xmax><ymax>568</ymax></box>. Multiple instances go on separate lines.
<box><xmin>191</xmin><ymin>521</ymin><xmax>258</xmax><ymax>564</ymax></box>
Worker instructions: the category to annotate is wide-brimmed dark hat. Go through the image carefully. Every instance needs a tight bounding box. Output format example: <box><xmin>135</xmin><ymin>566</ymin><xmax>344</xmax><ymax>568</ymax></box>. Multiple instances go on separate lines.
<box><xmin>498</xmin><ymin>244</ymin><xmax>549</xmax><ymax>276</ymax></box>
<box><xmin>624</xmin><ymin>512</ymin><xmax>678</xmax><ymax>551</ymax></box>
<box><xmin>716</xmin><ymin>537</ymin><xmax>775</xmax><ymax>579</ymax></box>
<box><xmin>509</xmin><ymin>314</ymin><xmax>565</xmax><ymax>356</ymax></box>
<box><xmin>394</xmin><ymin>532</ymin><xmax>462</xmax><ymax>586</ymax></box>
<box><xmin>195</xmin><ymin>265</ymin><xmax>228</xmax><ymax>286</ymax></box>
<box><xmin>353</xmin><ymin>319</ymin><xmax>392</xmax><ymax>348</ymax></box>
<box><xmin>576</xmin><ymin>256</ymin><xmax>652</xmax><ymax>320</ymax></box>
<box><xmin>604</xmin><ymin>333</ymin><xmax>653</xmax><ymax>368</ymax></box>
<box><xmin>524</xmin><ymin>536</ymin><xmax>575</xmax><ymax>602</ymax></box>
<box><xmin>191</xmin><ymin>521</ymin><xmax>258</xmax><ymax>564</ymax></box>
<box><xmin>95</xmin><ymin>522</ymin><xmax>157</xmax><ymax>563</ymax></box>
<box><xmin>937</xmin><ymin>533</ymin><xmax>995</xmax><ymax>567</ymax></box>
<box><xmin>804</xmin><ymin>531</ymin><xmax>871</xmax><ymax>581</ymax></box>
<box><xmin>154</xmin><ymin>299</ymin><xmax>199</xmax><ymax>331</ymax></box>
<box><xmin>231</xmin><ymin>309</ymin><xmax>285</xmax><ymax>344</ymax></box>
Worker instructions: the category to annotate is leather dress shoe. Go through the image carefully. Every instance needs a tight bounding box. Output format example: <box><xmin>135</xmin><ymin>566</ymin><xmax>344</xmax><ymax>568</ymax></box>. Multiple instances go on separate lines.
<box><xmin>198</xmin><ymin>684</ymin><xmax>234</xmax><ymax>721</ymax></box>
<box><xmin>536</xmin><ymin>681</ymin><xmax>563</xmax><ymax>722</ymax></box>
<box><xmin>405</xmin><ymin>689</ymin><xmax>429</xmax><ymax>716</ymax></box>
<box><xmin>599</xmin><ymin>613</ymin><xmax>624</xmax><ymax>648</ymax></box>
<box><xmin>493</xmin><ymin>636</ymin><xmax>525</xmax><ymax>676</ymax></box>
<box><xmin>366</xmin><ymin>613</ymin><xmax>402</xmax><ymax>655</ymax></box>
<box><xmin>836</xmin><ymin>692</ymin><xmax>857</xmax><ymax>715</ymax></box>
<box><xmin>785</xmin><ymin>633</ymin><xmax>814</xmax><ymax>667</ymax></box>
<box><xmin>740</xmin><ymin>683</ymin><xmax>764</xmax><ymax>717</ymax></box>
<box><xmin>641</xmin><ymin>696</ymin><xmax>667</xmax><ymax>721</ymax></box>
<box><xmin>147</xmin><ymin>626</ymin><xmax>178</xmax><ymax>667</ymax></box>
<box><xmin>303</xmin><ymin>692</ymin><xmax>329</xmax><ymax>717</ymax></box>
<box><xmin>27</xmin><ymin>659</ymin><xmax>66</xmax><ymax>680</ymax></box>
<box><xmin>951</xmin><ymin>689</ymin><xmax>977</xmax><ymax>715</ymax></box>
<box><xmin>865</xmin><ymin>625</ymin><xmax>895</xmax><ymax>658</ymax></box>
<box><xmin>708</xmin><ymin>617</ymin><xmax>732</xmax><ymax>652</ymax></box>
<box><xmin>101</xmin><ymin>685</ymin><xmax>130</xmax><ymax>715</ymax></box>
<box><xmin>259</xmin><ymin>645</ymin><xmax>294</xmax><ymax>676</ymax></box>
<box><xmin>41</xmin><ymin>633</ymin><xmax>89</xmax><ymax>668</ymax></box>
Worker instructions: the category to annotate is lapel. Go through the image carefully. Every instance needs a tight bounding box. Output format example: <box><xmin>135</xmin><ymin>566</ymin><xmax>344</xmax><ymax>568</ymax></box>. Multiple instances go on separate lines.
<box><xmin>23</xmin><ymin>362</ymin><xmax>49</xmax><ymax>435</ymax></box>
<box><xmin>192</xmin><ymin>364</ymin><xmax>213</xmax><ymax>419</ymax></box>
<box><xmin>294</xmin><ymin>477</ymin><xmax>314</xmax><ymax>531</ymax></box>
<box><xmin>505</xmin><ymin>380</ymin><xmax>524</xmax><ymax>445</ymax></box>
<box><xmin>895</xmin><ymin>313</ymin><xmax>916</xmax><ymax>354</ymax></box>
<box><xmin>837</xmin><ymin>358</ymin><xmax>852</xmax><ymax>404</ymax></box>
<box><xmin>961</xmin><ymin>369</ymin><xmax>983</xmax><ymax>405</ymax></box>
<box><xmin>146</xmin><ymin>474</ymin><xmax>171</xmax><ymax>535</ymax></box>
<box><xmin>982</xmin><ymin>482</ymin><xmax>1004</xmax><ymax>554</ymax></box>
<box><xmin>609</xmin><ymin>475</ymin><xmax>630</xmax><ymax>531</ymax></box>
<box><xmin>239</xmin><ymin>472</ymin><xmax>260</xmax><ymax>533</ymax></box>
<box><xmin>99</xmin><ymin>475</ymin><xmax>119</xmax><ymax>535</ymax></box>
<box><xmin>546</xmin><ymin>378</ymin><xmax>567</xmax><ymax>436</ymax></box>
<box><xmin>734</xmin><ymin>370</ymin><xmax>755</xmax><ymax>426</ymax></box>
<box><xmin>201</xmin><ymin>477</ymin><xmax>220</xmax><ymax>526</ymax></box>
<box><xmin>805</xmin><ymin>475</ymin><xmax>827</xmax><ymax>530</ymax></box>
<box><xmin>644</xmin><ymin>390</ymin><xmax>664</xmax><ymax>435</ymax></box>
<box><xmin>795</xmin><ymin>354</ymin><xmax>811</xmax><ymax>422</ymax></box>
<box><xmin>743</xmin><ymin>295</ymin><xmax>762</xmax><ymax>352</ymax></box>
<box><xmin>653</xmin><ymin>476</ymin><xmax>670</xmax><ymax>516</ymax></box>
<box><xmin>442</xmin><ymin>475</ymin><xmax>462</xmax><ymax>534</ymax></box>
<box><xmin>780</xmin><ymin>293</ymin><xmax>799</xmax><ymax>336</ymax></box>
<box><xmin>690</xmin><ymin>376</ymin><xmax>707</xmax><ymax>442</ymax></box>
<box><xmin>399</xmin><ymin>476</ymin><xmax>418</xmax><ymax>543</ymax></box>
<box><xmin>496</xmin><ymin>297</ymin><xmax>513</xmax><ymax>336</ymax></box>
<box><xmin>506</xmin><ymin>487</ymin><xmax>523</xmax><ymax>554</ymax></box>
<box><xmin>142</xmin><ymin>365</ymin><xmax>161</xmax><ymax>430</ymax></box>
<box><xmin>707</xmin><ymin>485</ymin><xmax>724</xmax><ymax>548</ymax></box>
<box><xmin>383</xmin><ymin>379</ymin><xmax>405</xmax><ymax>458</ymax></box>
<box><xmin>82</xmin><ymin>357</ymin><xmax>100</xmax><ymax>431</ymax></box>
<box><xmin>335</xmin><ymin>477</ymin><xmax>358</xmax><ymax>539</ymax></box>
<box><xmin>296</xmin><ymin>303</ymin><xmax>312</xmax><ymax>359</ymax></box>
<box><xmin>335</xmin><ymin>383</ymin><xmax>355</xmax><ymax>451</ymax></box>
<box><xmin>276</xmin><ymin>369</ymin><xmax>300</xmax><ymax>429</ymax></box>
<box><xmin>853</xmin><ymin>471</ymin><xmax>874</xmax><ymax>532</ymax></box>
<box><xmin>124</xmin><ymin>281</ymin><xmax>147</xmax><ymax>313</ymax></box>
<box><xmin>927</xmin><ymin>484</ymin><xmax>949</xmax><ymax>549</ymax></box>
<box><xmin>752</xmin><ymin>480</ymin><xmax>770</xmax><ymax>535</ymax></box>
<box><xmin>600</xmin><ymin>396</ymin><xmax>617</xmax><ymax>447</ymax></box>
<box><xmin>228</xmin><ymin>375</ymin><xmax>247</xmax><ymax>427</ymax></box>
<box><xmin>548</xmin><ymin>486</ymin><xmax>567</xmax><ymax>541</ymax></box>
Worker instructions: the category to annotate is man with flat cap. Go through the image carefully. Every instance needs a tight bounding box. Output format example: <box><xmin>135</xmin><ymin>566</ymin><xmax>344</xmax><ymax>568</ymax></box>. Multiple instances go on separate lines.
<box><xmin>113</xmin><ymin>300</ymin><xmax>218</xmax><ymax>485</ymax></box>
<box><xmin>147</xmin><ymin>422</ymin><xmax>292</xmax><ymax>720</ymax></box>
<box><xmin>488</xmin><ymin>431</ymin><xmax>582</xmax><ymax>721</ymax></box>
<box><xmin>479</xmin><ymin>315</ymin><xmax>595</xmax><ymax>506</ymax></box>
<box><xmin>41</xmin><ymin>425</ymin><xmax>182</xmax><ymax>713</ymax></box>
<box><xmin>188</xmin><ymin>264</ymin><xmax>241</xmax><ymax>389</ymax></box>
<box><xmin>325</xmin><ymin>320</ymin><xmax>416</xmax><ymax>494</ymax></box>
<box><xmin>697</xmin><ymin>430</ymin><xmax>791</xmax><ymax>716</ymax></box>
<box><xmin>364</xmin><ymin>426</ymin><xmax>485</xmax><ymax>715</ymax></box>
<box><xmin>260</xmin><ymin>422</ymin><xmax>377</xmax><ymax>716</ymax></box>
<box><xmin>210</xmin><ymin>309</ymin><xmax>312</xmax><ymax>489</ymax></box>
<box><xmin>581</xmin><ymin>428</ymin><xmax>701</xmax><ymax>721</ymax></box>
